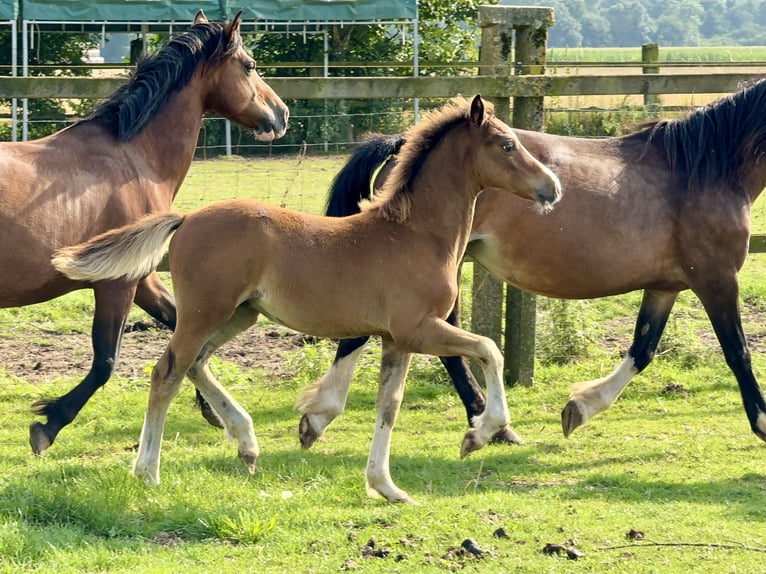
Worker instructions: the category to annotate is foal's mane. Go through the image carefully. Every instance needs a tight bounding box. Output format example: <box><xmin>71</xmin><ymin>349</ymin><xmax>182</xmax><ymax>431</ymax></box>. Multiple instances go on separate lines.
<box><xmin>642</xmin><ymin>78</ymin><xmax>766</xmax><ymax>190</ymax></box>
<box><xmin>86</xmin><ymin>21</ymin><xmax>239</xmax><ymax>141</ymax></box>
<box><xmin>363</xmin><ymin>97</ymin><xmax>494</xmax><ymax>222</ymax></box>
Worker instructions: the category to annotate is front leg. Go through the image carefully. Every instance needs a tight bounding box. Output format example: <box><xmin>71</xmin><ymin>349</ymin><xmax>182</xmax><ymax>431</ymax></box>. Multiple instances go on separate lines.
<box><xmin>365</xmin><ymin>339</ymin><xmax>416</xmax><ymax>504</ymax></box>
<box><xmin>561</xmin><ymin>289</ymin><xmax>678</xmax><ymax>437</ymax></box>
<box><xmin>394</xmin><ymin>316</ymin><xmax>511</xmax><ymax>458</ymax></box>
<box><xmin>296</xmin><ymin>337</ymin><xmax>369</xmax><ymax>448</ymax></box>
<box><xmin>692</xmin><ymin>276</ymin><xmax>766</xmax><ymax>441</ymax></box>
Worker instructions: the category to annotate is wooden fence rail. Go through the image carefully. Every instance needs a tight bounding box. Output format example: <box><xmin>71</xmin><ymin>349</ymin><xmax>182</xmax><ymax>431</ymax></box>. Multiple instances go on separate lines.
<box><xmin>0</xmin><ymin>72</ymin><xmax>762</xmax><ymax>101</ymax></box>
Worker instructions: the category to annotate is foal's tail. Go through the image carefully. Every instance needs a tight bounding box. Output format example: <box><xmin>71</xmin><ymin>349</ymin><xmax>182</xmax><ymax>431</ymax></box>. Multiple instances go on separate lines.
<box><xmin>52</xmin><ymin>212</ymin><xmax>185</xmax><ymax>282</ymax></box>
<box><xmin>324</xmin><ymin>132</ymin><xmax>405</xmax><ymax>217</ymax></box>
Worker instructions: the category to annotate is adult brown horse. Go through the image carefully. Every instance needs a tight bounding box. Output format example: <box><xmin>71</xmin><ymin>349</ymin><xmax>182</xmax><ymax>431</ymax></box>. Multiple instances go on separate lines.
<box><xmin>52</xmin><ymin>96</ymin><xmax>561</xmax><ymax>503</ymax></box>
<box><xmin>300</xmin><ymin>78</ymin><xmax>766</xmax><ymax>447</ymax></box>
<box><xmin>9</xmin><ymin>10</ymin><xmax>288</xmax><ymax>455</ymax></box>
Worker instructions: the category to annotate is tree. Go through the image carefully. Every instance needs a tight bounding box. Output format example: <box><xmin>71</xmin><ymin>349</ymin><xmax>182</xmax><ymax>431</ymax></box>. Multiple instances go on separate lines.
<box><xmin>604</xmin><ymin>1</ymin><xmax>657</xmax><ymax>46</ymax></box>
<box><xmin>0</xmin><ymin>31</ymin><xmax>97</xmax><ymax>139</ymax></box>
<box><xmin>243</xmin><ymin>0</ymin><xmax>498</xmax><ymax>152</ymax></box>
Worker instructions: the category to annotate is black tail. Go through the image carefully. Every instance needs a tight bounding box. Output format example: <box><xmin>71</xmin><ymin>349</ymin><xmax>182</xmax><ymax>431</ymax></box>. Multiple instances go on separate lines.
<box><xmin>324</xmin><ymin>133</ymin><xmax>406</xmax><ymax>217</ymax></box>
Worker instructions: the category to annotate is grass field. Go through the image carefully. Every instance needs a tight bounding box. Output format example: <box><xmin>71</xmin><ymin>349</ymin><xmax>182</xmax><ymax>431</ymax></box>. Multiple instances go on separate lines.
<box><xmin>3</xmin><ymin>140</ymin><xmax>766</xmax><ymax>572</ymax></box>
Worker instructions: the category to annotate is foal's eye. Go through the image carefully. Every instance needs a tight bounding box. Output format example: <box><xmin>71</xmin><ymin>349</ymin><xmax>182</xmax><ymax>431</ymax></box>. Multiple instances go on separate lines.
<box><xmin>245</xmin><ymin>61</ymin><xmax>256</xmax><ymax>75</ymax></box>
<box><xmin>502</xmin><ymin>141</ymin><xmax>516</xmax><ymax>153</ymax></box>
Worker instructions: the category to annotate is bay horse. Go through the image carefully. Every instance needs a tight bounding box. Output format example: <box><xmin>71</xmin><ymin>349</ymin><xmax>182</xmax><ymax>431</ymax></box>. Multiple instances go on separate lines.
<box><xmin>8</xmin><ymin>10</ymin><xmax>288</xmax><ymax>455</ymax></box>
<box><xmin>301</xmin><ymin>78</ymin><xmax>766</xmax><ymax>447</ymax></box>
<box><xmin>52</xmin><ymin>95</ymin><xmax>561</xmax><ymax>503</ymax></box>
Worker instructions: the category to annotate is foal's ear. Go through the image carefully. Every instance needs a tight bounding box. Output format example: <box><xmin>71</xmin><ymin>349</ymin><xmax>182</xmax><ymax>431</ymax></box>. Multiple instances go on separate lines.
<box><xmin>470</xmin><ymin>95</ymin><xmax>485</xmax><ymax>126</ymax></box>
<box><xmin>224</xmin><ymin>10</ymin><xmax>243</xmax><ymax>41</ymax></box>
<box><xmin>193</xmin><ymin>10</ymin><xmax>208</xmax><ymax>25</ymax></box>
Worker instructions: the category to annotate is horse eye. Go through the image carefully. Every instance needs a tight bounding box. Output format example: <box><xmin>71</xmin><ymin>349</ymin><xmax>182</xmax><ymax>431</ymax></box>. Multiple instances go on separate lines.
<box><xmin>245</xmin><ymin>61</ymin><xmax>256</xmax><ymax>74</ymax></box>
<box><xmin>502</xmin><ymin>141</ymin><xmax>516</xmax><ymax>153</ymax></box>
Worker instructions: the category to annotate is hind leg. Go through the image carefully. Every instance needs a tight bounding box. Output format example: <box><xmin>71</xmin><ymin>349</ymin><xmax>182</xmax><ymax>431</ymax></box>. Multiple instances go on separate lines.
<box><xmin>296</xmin><ymin>336</ymin><xmax>369</xmax><ymax>448</ymax></box>
<box><xmin>133</xmin><ymin>303</ymin><xmax>257</xmax><ymax>484</ymax></box>
<box><xmin>561</xmin><ymin>289</ymin><xmax>678</xmax><ymax>437</ymax></box>
<box><xmin>29</xmin><ymin>280</ymin><xmax>137</xmax><ymax>455</ymax></box>
<box><xmin>365</xmin><ymin>339</ymin><xmax>415</xmax><ymax>503</ymax></box>
<box><xmin>134</xmin><ymin>272</ymin><xmax>222</xmax><ymax>429</ymax></box>
<box><xmin>185</xmin><ymin>304</ymin><xmax>262</xmax><ymax>473</ymax></box>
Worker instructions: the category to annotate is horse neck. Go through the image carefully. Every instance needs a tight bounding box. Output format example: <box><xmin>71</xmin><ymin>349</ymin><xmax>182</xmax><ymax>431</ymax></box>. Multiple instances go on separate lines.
<box><xmin>743</xmin><ymin>161</ymin><xmax>766</xmax><ymax>204</ymax></box>
<box><xmin>406</xmin><ymin>139</ymin><xmax>479</xmax><ymax>259</ymax></box>
<box><xmin>127</xmin><ymin>86</ymin><xmax>206</xmax><ymax>198</ymax></box>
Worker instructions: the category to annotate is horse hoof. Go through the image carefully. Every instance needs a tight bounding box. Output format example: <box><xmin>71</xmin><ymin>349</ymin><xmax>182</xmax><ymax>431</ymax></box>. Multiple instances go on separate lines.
<box><xmin>298</xmin><ymin>414</ymin><xmax>321</xmax><ymax>449</ymax></box>
<box><xmin>561</xmin><ymin>400</ymin><xmax>585</xmax><ymax>438</ymax></box>
<box><xmin>29</xmin><ymin>421</ymin><xmax>52</xmax><ymax>456</ymax></box>
<box><xmin>239</xmin><ymin>451</ymin><xmax>257</xmax><ymax>475</ymax></box>
<box><xmin>489</xmin><ymin>425</ymin><xmax>525</xmax><ymax>445</ymax></box>
<box><xmin>460</xmin><ymin>428</ymin><xmax>485</xmax><ymax>459</ymax></box>
<box><xmin>200</xmin><ymin>402</ymin><xmax>225</xmax><ymax>429</ymax></box>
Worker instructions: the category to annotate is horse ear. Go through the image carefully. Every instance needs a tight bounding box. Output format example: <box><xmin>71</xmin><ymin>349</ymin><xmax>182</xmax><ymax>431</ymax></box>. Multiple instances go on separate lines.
<box><xmin>470</xmin><ymin>95</ymin><xmax>485</xmax><ymax>126</ymax></box>
<box><xmin>193</xmin><ymin>10</ymin><xmax>208</xmax><ymax>25</ymax></box>
<box><xmin>224</xmin><ymin>10</ymin><xmax>243</xmax><ymax>41</ymax></box>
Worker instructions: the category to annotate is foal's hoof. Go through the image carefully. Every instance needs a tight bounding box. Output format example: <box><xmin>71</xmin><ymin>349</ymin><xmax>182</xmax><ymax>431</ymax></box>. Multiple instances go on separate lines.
<box><xmin>239</xmin><ymin>451</ymin><xmax>257</xmax><ymax>475</ymax></box>
<box><xmin>460</xmin><ymin>428</ymin><xmax>486</xmax><ymax>459</ymax></box>
<box><xmin>490</xmin><ymin>425</ymin><xmax>525</xmax><ymax>445</ymax></box>
<box><xmin>29</xmin><ymin>422</ymin><xmax>52</xmax><ymax>456</ymax></box>
<box><xmin>298</xmin><ymin>414</ymin><xmax>321</xmax><ymax>450</ymax></box>
<box><xmin>199</xmin><ymin>402</ymin><xmax>225</xmax><ymax>429</ymax></box>
<box><xmin>561</xmin><ymin>400</ymin><xmax>585</xmax><ymax>438</ymax></box>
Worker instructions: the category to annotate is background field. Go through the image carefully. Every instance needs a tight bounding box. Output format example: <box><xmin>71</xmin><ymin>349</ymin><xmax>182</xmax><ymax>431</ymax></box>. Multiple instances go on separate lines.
<box><xmin>3</xmin><ymin>114</ymin><xmax>766</xmax><ymax>571</ymax></box>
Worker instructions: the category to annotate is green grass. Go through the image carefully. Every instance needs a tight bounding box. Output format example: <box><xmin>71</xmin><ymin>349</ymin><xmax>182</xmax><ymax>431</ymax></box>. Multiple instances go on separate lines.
<box><xmin>3</xmin><ymin>150</ymin><xmax>766</xmax><ymax>571</ymax></box>
<box><xmin>2</xmin><ymin>348</ymin><xmax>766</xmax><ymax>573</ymax></box>
<box><xmin>548</xmin><ymin>45</ymin><xmax>766</xmax><ymax>63</ymax></box>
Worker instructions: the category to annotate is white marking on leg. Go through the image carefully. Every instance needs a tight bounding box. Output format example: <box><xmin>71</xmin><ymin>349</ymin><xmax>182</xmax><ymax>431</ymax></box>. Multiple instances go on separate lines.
<box><xmin>188</xmin><ymin>361</ymin><xmax>258</xmax><ymax>466</ymax></box>
<box><xmin>296</xmin><ymin>343</ymin><xmax>366</xmax><ymax>436</ymax></box>
<box><xmin>757</xmin><ymin>411</ymin><xmax>766</xmax><ymax>437</ymax></box>
<box><xmin>365</xmin><ymin>349</ymin><xmax>415</xmax><ymax>503</ymax></box>
<box><xmin>133</xmin><ymin>361</ymin><xmax>183</xmax><ymax>485</ymax></box>
<box><xmin>469</xmin><ymin>337</ymin><xmax>511</xmax><ymax>446</ymax></box>
<box><xmin>568</xmin><ymin>356</ymin><xmax>638</xmax><ymax>423</ymax></box>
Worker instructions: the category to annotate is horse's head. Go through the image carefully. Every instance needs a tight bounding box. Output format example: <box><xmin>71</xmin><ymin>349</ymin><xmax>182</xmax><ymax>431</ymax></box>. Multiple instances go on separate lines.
<box><xmin>198</xmin><ymin>11</ymin><xmax>289</xmax><ymax>142</ymax></box>
<box><xmin>469</xmin><ymin>95</ymin><xmax>561</xmax><ymax>213</ymax></box>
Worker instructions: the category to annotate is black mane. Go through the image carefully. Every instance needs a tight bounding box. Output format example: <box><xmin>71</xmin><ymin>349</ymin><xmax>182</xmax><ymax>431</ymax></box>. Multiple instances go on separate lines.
<box><xmin>86</xmin><ymin>20</ymin><xmax>238</xmax><ymax>141</ymax></box>
<box><xmin>643</xmin><ymin>78</ymin><xmax>766</xmax><ymax>190</ymax></box>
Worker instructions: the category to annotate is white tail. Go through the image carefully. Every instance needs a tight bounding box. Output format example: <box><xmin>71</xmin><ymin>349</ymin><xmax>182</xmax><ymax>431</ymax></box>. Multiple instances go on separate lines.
<box><xmin>52</xmin><ymin>212</ymin><xmax>185</xmax><ymax>282</ymax></box>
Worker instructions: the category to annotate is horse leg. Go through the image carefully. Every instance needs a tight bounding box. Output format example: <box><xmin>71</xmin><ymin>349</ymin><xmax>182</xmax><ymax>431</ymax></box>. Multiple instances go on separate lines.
<box><xmin>185</xmin><ymin>304</ymin><xmax>261</xmax><ymax>473</ymax></box>
<box><xmin>29</xmin><ymin>280</ymin><xmax>137</xmax><ymax>455</ymax></box>
<box><xmin>296</xmin><ymin>336</ymin><xmax>369</xmax><ymax>449</ymax></box>
<box><xmin>561</xmin><ymin>289</ymin><xmax>678</xmax><ymax>437</ymax></box>
<box><xmin>134</xmin><ymin>272</ymin><xmax>223</xmax><ymax>429</ymax></box>
<box><xmin>133</xmin><ymin>303</ymin><xmax>259</xmax><ymax>484</ymax></box>
<box><xmin>692</xmin><ymin>277</ymin><xmax>766</xmax><ymax>441</ymax></box>
<box><xmin>439</xmin><ymin>305</ymin><xmax>524</xmax><ymax>445</ymax></box>
<box><xmin>365</xmin><ymin>338</ymin><xmax>415</xmax><ymax>504</ymax></box>
<box><xmin>396</xmin><ymin>317</ymin><xmax>510</xmax><ymax>458</ymax></box>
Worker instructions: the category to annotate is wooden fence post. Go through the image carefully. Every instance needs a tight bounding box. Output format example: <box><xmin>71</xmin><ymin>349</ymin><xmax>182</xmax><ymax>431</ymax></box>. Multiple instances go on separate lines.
<box><xmin>472</xmin><ymin>7</ymin><xmax>514</xmax><ymax>360</ymax></box>
<box><xmin>475</xmin><ymin>6</ymin><xmax>554</xmax><ymax>386</ymax></box>
<box><xmin>642</xmin><ymin>43</ymin><xmax>660</xmax><ymax>110</ymax></box>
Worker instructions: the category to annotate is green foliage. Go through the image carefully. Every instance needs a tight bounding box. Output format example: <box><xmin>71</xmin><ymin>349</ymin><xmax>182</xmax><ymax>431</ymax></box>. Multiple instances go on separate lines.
<box><xmin>545</xmin><ymin>100</ymin><xmax>651</xmax><ymax>137</ymax></box>
<box><xmin>0</xmin><ymin>30</ymin><xmax>97</xmax><ymax>140</ymax></box>
<box><xmin>503</xmin><ymin>0</ymin><xmax>766</xmax><ymax>47</ymax></box>
<box><xmin>536</xmin><ymin>299</ymin><xmax>605</xmax><ymax>365</ymax></box>
<box><xmin>199</xmin><ymin>512</ymin><xmax>277</xmax><ymax>544</ymax></box>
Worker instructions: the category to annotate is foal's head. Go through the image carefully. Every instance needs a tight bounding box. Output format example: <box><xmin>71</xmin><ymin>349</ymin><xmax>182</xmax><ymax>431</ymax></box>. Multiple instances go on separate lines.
<box><xmin>467</xmin><ymin>95</ymin><xmax>561</xmax><ymax>213</ymax></box>
<box><xmin>369</xmin><ymin>96</ymin><xmax>561</xmax><ymax>221</ymax></box>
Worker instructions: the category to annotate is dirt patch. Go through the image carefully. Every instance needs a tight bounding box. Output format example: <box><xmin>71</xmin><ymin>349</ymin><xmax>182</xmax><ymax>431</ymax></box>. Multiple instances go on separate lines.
<box><xmin>0</xmin><ymin>320</ymin><xmax>311</xmax><ymax>384</ymax></box>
